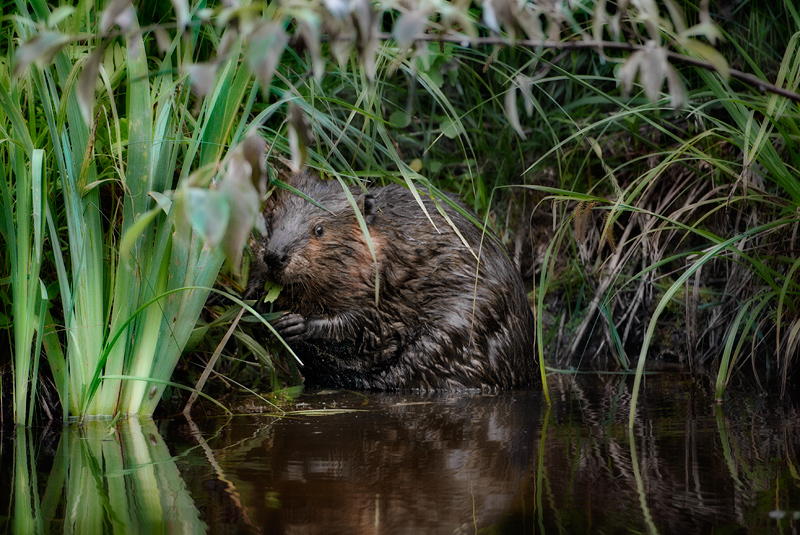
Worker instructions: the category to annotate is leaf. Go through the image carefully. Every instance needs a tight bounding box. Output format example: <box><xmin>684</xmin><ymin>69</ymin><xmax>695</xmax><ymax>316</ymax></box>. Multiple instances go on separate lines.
<box><xmin>100</xmin><ymin>0</ymin><xmax>134</xmax><ymax>34</ymax></box>
<box><xmin>218</xmin><ymin>30</ymin><xmax>238</xmax><ymax>59</ymax></box>
<box><xmin>439</xmin><ymin>116</ymin><xmax>463</xmax><ymax>140</ymax></box>
<box><xmin>324</xmin><ymin>0</ymin><xmax>350</xmax><ymax>18</ymax></box>
<box><xmin>394</xmin><ymin>10</ymin><xmax>427</xmax><ymax>50</ymax></box>
<box><xmin>680</xmin><ymin>22</ymin><xmax>723</xmax><ymax>44</ymax></box>
<box><xmin>482</xmin><ymin>0</ymin><xmax>502</xmax><ymax>33</ymax></box>
<box><xmin>48</xmin><ymin>5</ymin><xmax>76</xmax><ymax>27</ymax></box>
<box><xmin>389</xmin><ymin>110</ymin><xmax>411</xmax><ymax>128</ymax></box>
<box><xmin>13</xmin><ymin>31</ymin><xmax>73</xmax><ymax>77</ymax></box>
<box><xmin>664</xmin><ymin>63</ymin><xmax>686</xmax><ymax>109</ymax></box>
<box><xmin>241</xmin><ymin>134</ymin><xmax>268</xmax><ymax>197</ymax></box>
<box><xmin>504</xmin><ymin>85</ymin><xmax>526</xmax><ymax>139</ymax></box>
<box><xmin>352</xmin><ymin>0</ymin><xmax>373</xmax><ymax>45</ymax></box>
<box><xmin>119</xmin><ymin>207</ymin><xmax>161</xmax><ymax>267</ymax></box>
<box><xmin>639</xmin><ymin>47</ymin><xmax>668</xmax><ymax>104</ymax></box>
<box><xmin>263</xmin><ymin>280</ymin><xmax>284</xmax><ymax>303</ymax></box>
<box><xmin>682</xmin><ymin>38</ymin><xmax>729</xmax><ymax>81</ymax></box>
<box><xmin>662</xmin><ymin>0</ymin><xmax>687</xmax><ymax>35</ymax></box>
<box><xmin>170</xmin><ymin>0</ymin><xmax>190</xmax><ymax>29</ymax></box>
<box><xmin>351</xmin><ymin>0</ymin><xmax>377</xmax><ymax>81</ymax></box>
<box><xmin>517</xmin><ymin>5</ymin><xmax>545</xmax><ymax>41</ymax></box>
<box><xmin>149</xmin><ymin>191</ymin><xmax>173</xmax><ymax>213</ymax></box>
<box><xmin>618</xmin><ymin>41</ymin><xmax>680</xmax><ymax>107</ymax></box>
<box><xmin>245</xmin><ymin>22</ymin><xmax>288</xmax><ymax>92</ymax></box>
<box><xmin>298</xmin><ymin>19</ymin><xmax>324</xmax><ymax>81</ymax></box>
<box><xmin>185</xmin><ymin>188</ymin><xmax>230</xmax><ymax>245</ymax></box>
<box><xmin>77</xmin><ymin>48</ymin><xmax>104</xmax><ymax>126</ymax></box>
<box><xmin>331</xmin><ymin>39</ymin><xmax>353</xmax><ymax>71</ymax></box>
<box><xmin>618</xmin><ymin>49</ymin><xmax>644</xmax><ymax>96</ymax></box>
<box><xmin>516</xmin><ymin>74</ymin><xmax>535</xmax><ymax>117</ymax></box>
<box><xmin>154</xmin><ymin>28</ymin><xmax>171</xmax><ymax>54</ymax></box>
<box><xmin>185</xmin><ymin>62</ymin><xmax>218</xmax><ymax>97</ymax></box>
<box><xmin>219</xmin><ymin>147</ymin><xmax>262</xmax><ymax>274</ymax></box>
<box><xmin>358</xmin><ymin>32</ymin><xmax>379</xmax><ymax>83</ymax></box>
<box><xmin>288</xmin><ymin>104</ymin><xmax>313</xmax><ymax>171</ymax></box>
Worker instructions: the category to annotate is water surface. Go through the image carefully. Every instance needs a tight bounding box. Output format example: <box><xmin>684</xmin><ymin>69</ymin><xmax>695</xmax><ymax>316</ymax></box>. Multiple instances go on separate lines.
<box><xmin>3</xmin><ymin>374</ymin><xmax>799</xmax><ymax>533</ymax></box>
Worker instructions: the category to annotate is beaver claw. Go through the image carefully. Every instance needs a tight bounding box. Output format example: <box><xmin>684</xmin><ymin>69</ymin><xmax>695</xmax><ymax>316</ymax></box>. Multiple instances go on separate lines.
<box><xmin>272</xmin><ymin>312</ymin><xmax>308</xmax><ymax>343</ymax></box>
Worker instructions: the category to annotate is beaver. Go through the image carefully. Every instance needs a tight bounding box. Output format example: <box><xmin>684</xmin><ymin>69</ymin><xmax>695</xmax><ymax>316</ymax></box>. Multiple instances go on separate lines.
<box><xmin>245</xmin><ymin>172</ymin><xmax>537</xmax><ymax>390</ymax></box>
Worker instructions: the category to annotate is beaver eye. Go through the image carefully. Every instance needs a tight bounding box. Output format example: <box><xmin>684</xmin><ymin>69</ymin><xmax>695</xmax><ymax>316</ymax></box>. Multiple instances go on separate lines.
<box><xmin>313</xmin><ymin>224</ymin><xmax>324</xmax><ymax>237</ymax></box>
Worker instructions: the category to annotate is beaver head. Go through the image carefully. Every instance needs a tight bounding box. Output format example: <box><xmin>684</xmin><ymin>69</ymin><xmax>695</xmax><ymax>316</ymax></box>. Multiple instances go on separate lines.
<box><xmin>252</xmin><ymin>172</ymin><xmax>381</xmax><ymax>313</ymax></box>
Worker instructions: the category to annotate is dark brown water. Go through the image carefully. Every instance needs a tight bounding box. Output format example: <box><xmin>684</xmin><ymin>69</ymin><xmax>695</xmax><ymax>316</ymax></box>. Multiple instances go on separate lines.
<box><xmin>2</xmin><ymin>374</ymin><xmax>799</xmax><ymax>534</ymax></box>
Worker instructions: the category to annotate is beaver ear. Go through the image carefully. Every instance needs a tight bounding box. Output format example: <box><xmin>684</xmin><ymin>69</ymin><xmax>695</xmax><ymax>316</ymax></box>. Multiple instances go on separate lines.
<box><xmin>362</xmin><ymin>194</ymin><xmax>377</xmax><ymax>225</ymax></box>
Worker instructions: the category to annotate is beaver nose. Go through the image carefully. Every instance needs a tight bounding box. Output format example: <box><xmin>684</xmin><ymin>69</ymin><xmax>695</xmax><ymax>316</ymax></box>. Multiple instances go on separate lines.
<box><xmin>265</xmin><ymin>250</ymin><xmax>290</xmax><ymax>272</ymax></box>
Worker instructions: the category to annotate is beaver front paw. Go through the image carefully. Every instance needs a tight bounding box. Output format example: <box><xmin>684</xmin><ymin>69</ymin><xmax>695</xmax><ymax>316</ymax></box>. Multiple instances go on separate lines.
<box><xmin>272</xmin><ymin>312</ymin><xmax>308</xmax><ymax>343</ymax></box>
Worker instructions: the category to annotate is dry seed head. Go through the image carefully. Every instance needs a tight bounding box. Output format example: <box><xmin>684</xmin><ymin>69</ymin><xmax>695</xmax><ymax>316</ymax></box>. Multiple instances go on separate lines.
<box><xmin>573</xmin><ymin>201</ymin><xmax>596</xmax><ymax>243</ymax></box>
<box><xmin>601</xmin><ymin>210</ymin><xmax>617</xmax><ymax>254</ymax></box>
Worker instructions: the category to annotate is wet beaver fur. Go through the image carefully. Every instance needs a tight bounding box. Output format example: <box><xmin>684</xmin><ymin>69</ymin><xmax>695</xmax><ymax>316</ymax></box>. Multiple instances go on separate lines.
<box><xmin>246</xmin><ymin>172</ymin><xmax>537</xmax><ymax>390</ymax></box>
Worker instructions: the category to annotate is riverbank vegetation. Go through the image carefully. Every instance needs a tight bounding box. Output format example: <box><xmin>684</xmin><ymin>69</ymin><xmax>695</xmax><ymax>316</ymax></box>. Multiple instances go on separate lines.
<box><xmin>1</xmin><ymin>0</ymin><xmax>799</xmax><ymax>426</ymax></box>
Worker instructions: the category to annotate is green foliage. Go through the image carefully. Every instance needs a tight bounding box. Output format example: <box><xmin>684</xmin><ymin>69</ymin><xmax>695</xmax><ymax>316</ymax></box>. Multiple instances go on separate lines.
<box><xmin>1</xmin><ymin>0</ymin><xmax>262</xmax><ymax>422</ymax></box>
<box><xmin>1</xmin><ymin>0</ymin><xmax>799</xmax><ymax>426</ymax></box>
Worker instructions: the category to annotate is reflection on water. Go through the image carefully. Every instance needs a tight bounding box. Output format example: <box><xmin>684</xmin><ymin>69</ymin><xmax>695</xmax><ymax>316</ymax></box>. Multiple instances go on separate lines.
<box><xmin>2</xmin><ymin>374</ymin><xmax>799</xmax><ymax>534</ymax></box>
<box><xmin>1</xmin><ymin>419</ymin><xmax>205</xmax><ymax>534</ymax></box>
<box><xmin>192</xmin><ymin>392</ymin><xmax>540</xmax><ymax>535</ymax></box>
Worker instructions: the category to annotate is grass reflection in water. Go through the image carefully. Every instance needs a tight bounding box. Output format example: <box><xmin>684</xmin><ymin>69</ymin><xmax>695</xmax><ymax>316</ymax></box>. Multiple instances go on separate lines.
<box><xmin>3</xmin><ymin>374</ymin><xmax>800</xmax><ymax>534</ymax></box>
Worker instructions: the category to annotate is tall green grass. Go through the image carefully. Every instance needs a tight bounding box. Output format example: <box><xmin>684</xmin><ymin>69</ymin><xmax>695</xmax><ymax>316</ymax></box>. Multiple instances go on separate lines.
<box><xmin>2</xmin><ymin>0</ymin><xmax>260</xmax><ymax>422</ymax></box>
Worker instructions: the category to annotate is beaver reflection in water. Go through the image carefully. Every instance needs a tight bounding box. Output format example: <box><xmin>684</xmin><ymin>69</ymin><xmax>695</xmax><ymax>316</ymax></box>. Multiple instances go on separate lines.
<box><xmin>246</xmin><ymin>172</ymin><xmax>537</xmax><ymax>390</ymax></box>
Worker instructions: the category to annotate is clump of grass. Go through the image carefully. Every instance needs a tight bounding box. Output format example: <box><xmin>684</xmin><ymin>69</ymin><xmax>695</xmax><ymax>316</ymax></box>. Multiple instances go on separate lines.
<box><xmin>2</xmin><ymin>0</ymin><xmax>266</xmax><ymax>422</ymax></box>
